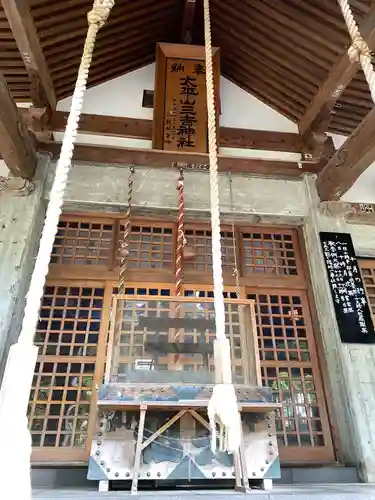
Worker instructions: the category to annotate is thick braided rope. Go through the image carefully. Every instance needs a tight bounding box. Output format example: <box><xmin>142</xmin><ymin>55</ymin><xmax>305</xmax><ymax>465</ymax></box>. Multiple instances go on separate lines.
<box><xmin>18</xmin><ymin>0</ymin><xmax>115</xmax><ymax>345</ymax></box>
<box><xmin>203</xmin><ymin>0</ymin><xmax>226</xmax><ymax>341</ymax></box>
<box><xmin>173</xmin><ymin>170</ymin><xmax>185</xmax><ymax>363</ymax></box>
<box><xmin>175</xmin><ymin>170</ymin><xmax>184</xmax><ymax>301</ymax></box>
<box><xmin>119</xmin><ymin>165</ymin><xmax>135</xmax><ymax>295</ymax></box>
<box><xmin>337</xmin><ymin>0</ymin><xmax>375</xmax><ymax>103</ymax></box>
<box><xmin>204</xmin><ymin>0</ymin><xmax>241</xmax><ymax>457</ymax></box>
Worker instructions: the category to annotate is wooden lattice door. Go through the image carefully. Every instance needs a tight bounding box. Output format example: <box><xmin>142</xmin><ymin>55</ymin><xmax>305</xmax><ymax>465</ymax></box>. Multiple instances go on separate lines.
<box><xmin>29</xmin><ymin>281</ymin><xmax>111</xmax><ymax>462</ymax></box>
<box><xmin>247</xmin><ymin>289</ymin><xmax>334</xmax><ymax>462</ymax></box>
<box><xmin>33</xmin><ymin>214</ymin><xmax>336</xmax><ymax>465</ymax></box>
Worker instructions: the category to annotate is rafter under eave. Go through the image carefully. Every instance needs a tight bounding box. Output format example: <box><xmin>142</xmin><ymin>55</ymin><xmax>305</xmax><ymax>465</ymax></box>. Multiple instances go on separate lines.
<box><xmin>2</xmin><ymin>0</ymin><xmax>56</xmax><ymax>109</ymax></box>
<box><xmin>298</xmin><ymin>4</ymin><xmax>375</xmax><ymax>140</ymax></box>
<box><xmin>181</xmin><ymin>0</ymin><xmax>197</xmax><ymax>44</ymax></box>
<box><xmin>316</xmin><ymin>105</ymin><xmax>375</xmax><ymax>201</ymax></box>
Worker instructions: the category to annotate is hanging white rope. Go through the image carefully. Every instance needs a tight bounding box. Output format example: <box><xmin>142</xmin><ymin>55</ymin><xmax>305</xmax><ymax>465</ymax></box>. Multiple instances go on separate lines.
<box><xmin>203</xmin><ymin>0</ymin><xmax>241</xmax><ymax>455</ymax></box>
<box><xmin>0</xmin><ymin>2</ymin><xmax>114</xmax><ymax>499</ymax></box>
<box><xmin>19</xmin><ymin>0</ymin><xmax>114</xmax><ymax>347</ymax></box>
<box><xmin>338</xmin><ymin>0</ymin><xmax>375</xmax><ymax>103</ymax></box>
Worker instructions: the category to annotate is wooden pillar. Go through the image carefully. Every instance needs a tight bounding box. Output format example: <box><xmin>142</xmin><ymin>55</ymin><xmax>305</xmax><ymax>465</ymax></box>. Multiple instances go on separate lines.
<box><xmin>0</xmin><ymin>155</ymin><xmax>49</xmax><ymax>375</ymax></box>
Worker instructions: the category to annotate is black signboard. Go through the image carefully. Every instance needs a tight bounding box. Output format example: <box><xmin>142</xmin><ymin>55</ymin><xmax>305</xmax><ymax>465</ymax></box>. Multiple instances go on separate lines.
<box><xmin>320</xmin><ymin>232</ymin><xmax>375</xmax><ymax>343</ymax></box>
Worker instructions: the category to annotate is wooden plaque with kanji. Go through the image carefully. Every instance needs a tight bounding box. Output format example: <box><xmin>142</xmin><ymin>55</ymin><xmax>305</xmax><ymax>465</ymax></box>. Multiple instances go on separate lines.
<box><xmin>152</xmin><ymin>43</ymin><xmax>220</xmax><ymax>154</ymax></box>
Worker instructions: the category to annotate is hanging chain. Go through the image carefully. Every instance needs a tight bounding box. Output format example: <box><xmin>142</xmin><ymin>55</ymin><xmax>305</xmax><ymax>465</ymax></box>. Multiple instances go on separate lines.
<box><xmin>337</xmin><ymin>0</ymin><xmax>375</xmax><ymax>103</ymax></box>
<box><xmin>229</xmin><ymin>172</ymin><xmax>240</xmax><ymax>299</ymax></box>
<box><xmin>229</xmin><ymin>172</ymin><xmax>250</xmax><ymax>385</ymax></box>
<box><xmin>118</xmin><ymin>165</ymin><xmax>135</xmax><ymax>295</ymax></box>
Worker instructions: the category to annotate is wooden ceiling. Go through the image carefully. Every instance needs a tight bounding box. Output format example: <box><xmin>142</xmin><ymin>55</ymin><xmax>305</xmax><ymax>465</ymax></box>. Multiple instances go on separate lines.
<box><xmin>0</xmin><ymin>0</ymin><xmax>373</xmax><ymax>136</ymax></box>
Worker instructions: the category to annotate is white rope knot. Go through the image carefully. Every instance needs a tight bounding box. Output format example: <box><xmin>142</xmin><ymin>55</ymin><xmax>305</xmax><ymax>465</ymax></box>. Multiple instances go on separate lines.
<box><xmin>208</xmin><ymin>384</ymin><xmax>241</xmax><ymax>454</ymax></box>
<box><xmin>87</xmin><ymin>0</ymin><xmax>114</xmax><ymax>27</ymax></box>
<box><xmin>348</xmin><ymin>35</ymin><xmax>371</xmax><ymax>63</ymax></box>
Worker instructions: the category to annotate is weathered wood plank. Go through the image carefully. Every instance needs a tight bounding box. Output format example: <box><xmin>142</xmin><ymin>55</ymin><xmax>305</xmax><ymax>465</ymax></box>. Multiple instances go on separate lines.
<box><xmin>2</xmin><ymin>0</ymin><xmax>56</xmax><ymax>108</ymax></box>
<box><xmin>50</xmin><ymin>110</ymin><xmax>153</xmax><ymax>141</ymax></box>
<box><xmin>0</xmin><ymin>73</ymin><xmax>37</xmax><ymax>178</ymax></box>
<box><xmin>181</xmin><ymin>0</ymin><xmax>196</xmax><ymax>44</ymax></box>
<box><xmin>41</xmin><ymin>141</ymin><xmax>323</xmax><ymax>177</ymax></box>
<box><xmin>316</xmin><ymin>106</ymin><xmax>375</xmax><ymax>201</ymax></box>
<box><xmin>26</xmin><ymin>109</ymin><xmax>336</xmax><ymax>155</ymax></box>
<box><xmin>299</xmin><ymin>5</ymin><xmax>375</xmax><ymax>138</ymax></box>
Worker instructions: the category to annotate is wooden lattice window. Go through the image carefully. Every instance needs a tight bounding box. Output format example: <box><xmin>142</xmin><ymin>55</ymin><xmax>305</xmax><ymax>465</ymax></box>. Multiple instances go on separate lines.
<box><xmin>242</xmin><ymin>229</ymin><xmax>299</xmax><ymax>276</ymax></box>
<box><xmin>248</xmin><ymin>290</ymin><xmax>333</xmax><ymax>461</ymax></box>
<box><xmin>29</xmin><ymin>284</ymin><xmax>105</xmax><ymax>459</ymax></box>
<box><xmin>51</xmin><ymin>218</ymin><xmax>114</xmax><ymax>267</ymax></box>
<box><xmin>359</xmin><ymin>260</ymin><xmax>375</xmax><ymax>316</ymax></box>
<box><xmin>119</xmin><ymin>223</ymin><xmax>174</xmax><ymax>269</ymax></box>
<box><xmin>184</xmin><ymin>228</ymin><xmax>235</xmax><ymax>273</ymax></box>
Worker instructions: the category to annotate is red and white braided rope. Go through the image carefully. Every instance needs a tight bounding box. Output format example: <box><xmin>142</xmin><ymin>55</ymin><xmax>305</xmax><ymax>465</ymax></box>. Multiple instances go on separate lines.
<box><xmin>118</xmin><ymin>165</ymin><xmax>135</xmax><ymax>295</ymax></box>
<box><xmin>173</xmin><ymin>171</ymin><xmax>185</xmax><ymax>362</ymax></box>
<box><xmin>175</xmin><ymin>173</ymin><xmax>184</xmax><ymax>300</ymax></box>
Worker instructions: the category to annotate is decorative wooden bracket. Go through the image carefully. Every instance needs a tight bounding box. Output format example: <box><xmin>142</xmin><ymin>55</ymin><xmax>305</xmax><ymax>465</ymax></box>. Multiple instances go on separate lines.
<box><xmin>0</xmin><ymin>176</ymin><xmax>35</xmax><ymax>196</ymax></box>
<box><xmin>319</xmin><ymin>201</ymin><xmax>375</xmax><ymax>224</ymax></box>
<box><xmin>21</xmin><ymin>106</ymin><xmax>53</xmax><ymax>142</ymax></box>
<box><xmin>300</xmin><ymin>105</ymin><xmax>333</xmax><ymax>162</ymax></box>
<box><xmin>319</xmin><ymin>200</ymin><xmax>357</xmax><ymax>218</ymax></box>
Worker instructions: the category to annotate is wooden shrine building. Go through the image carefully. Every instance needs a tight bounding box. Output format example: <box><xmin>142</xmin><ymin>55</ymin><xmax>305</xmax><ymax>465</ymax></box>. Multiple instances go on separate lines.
<box><xmin>1</xmin><ymin>0</ymin><xmax>375</xmax><ymax>495</ymax></box>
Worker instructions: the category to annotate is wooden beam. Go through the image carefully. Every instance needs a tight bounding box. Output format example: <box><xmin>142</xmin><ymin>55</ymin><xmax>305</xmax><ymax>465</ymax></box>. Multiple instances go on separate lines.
<box><xmin>181</xmin><ymin>0</ymin><xmax>197</xmax><ymax>44</ymax></box>
<box><xmin>24</xmin><ymin>109</ymin><xmax>335</xmax><ymax>156</ymax></box>
<box><xmin>316</xmin><ymin>106</ymin><xmax>375</xmax><ymax>201</ymax></box>
<box><xmin>299</xmin><ymin>5</ymin><xmax>375</xmax><ymax>138</ymax></box>
<box><xmin>50</xmin><ymin>110</ymin><xmax>153</xmax><ymax>142</ymax></box>
<box><xmin>0</xmin><ymin>73</ymin><xmax>37</xmax><ymax>179</ymax></box>
<box><xmin>40</xmin><ymin>142</ymin><xmax>323</xmax><ymax>178</ymax></box>
<box><xmin>2</xmin><ymin>0</ymin><xmax>56</xmax><ymax>108</ymax></box>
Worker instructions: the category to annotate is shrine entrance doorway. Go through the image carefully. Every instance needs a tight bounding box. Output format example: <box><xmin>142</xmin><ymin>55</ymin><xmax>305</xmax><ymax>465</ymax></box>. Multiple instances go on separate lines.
<box><xmin>28</xmin><ymin>214</ymin><xmax>335</xmax><ymax>464</ymax></box>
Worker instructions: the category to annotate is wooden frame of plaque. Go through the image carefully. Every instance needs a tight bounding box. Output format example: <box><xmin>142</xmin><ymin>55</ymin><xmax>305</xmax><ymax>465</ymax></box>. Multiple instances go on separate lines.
<box><xmin>152</xmin><ymin>43</ymin><xmax>220</xmax><ymax>153</ymax></box>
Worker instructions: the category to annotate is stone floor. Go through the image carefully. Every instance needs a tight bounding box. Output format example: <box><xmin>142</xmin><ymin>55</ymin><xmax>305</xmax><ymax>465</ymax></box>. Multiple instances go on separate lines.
<box><xmin>32</xmin><ymin>485</ymin><xmax>375</xmax><ymax>500</ymax></box>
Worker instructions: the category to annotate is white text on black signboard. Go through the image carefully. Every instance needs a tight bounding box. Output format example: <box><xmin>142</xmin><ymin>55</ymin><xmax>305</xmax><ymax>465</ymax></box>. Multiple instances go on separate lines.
<box><xmin>320</xmin><ymin>232</ymin><xmax>374</xmax><ymax>344</ymax></box>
